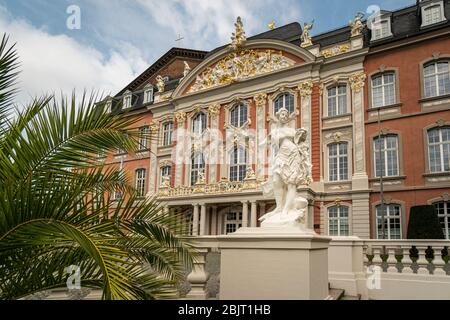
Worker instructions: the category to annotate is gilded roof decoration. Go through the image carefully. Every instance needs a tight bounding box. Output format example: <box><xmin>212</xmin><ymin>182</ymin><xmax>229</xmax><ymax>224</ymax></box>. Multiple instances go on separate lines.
<box><xmin>188</xmin><ymin>49</ymin><xmax>295</xmax><ymax>93</ymax></box>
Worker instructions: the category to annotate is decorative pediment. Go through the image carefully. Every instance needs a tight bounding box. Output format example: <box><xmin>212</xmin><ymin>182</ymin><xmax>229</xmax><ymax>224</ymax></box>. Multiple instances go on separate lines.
<box><xmin>187</xmin><ymin>49</ymin><xmax>295</xmax><ymax>94</ymax></box>
<box><xmin>172</xmin><ymin>39</ymin><xmax>316</xmax><ymax>98</ymax></box>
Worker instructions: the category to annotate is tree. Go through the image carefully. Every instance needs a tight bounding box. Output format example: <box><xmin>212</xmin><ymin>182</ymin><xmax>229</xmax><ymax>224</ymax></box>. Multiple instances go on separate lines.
<box><xmin>0</xmin><ymin>34</ymin><xmax>193</xmax><ymax>300</ymax></box>
<box><xmin>407</xmin><ymin>205</ymin><xmax>444</xmax><ymax>240</ymax></box>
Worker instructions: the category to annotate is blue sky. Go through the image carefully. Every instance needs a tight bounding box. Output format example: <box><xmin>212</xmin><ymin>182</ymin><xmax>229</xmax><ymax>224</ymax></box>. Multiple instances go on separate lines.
<box><xmin>0</xmin><ymin>0</ymin><xmax>415</xmax><ymax>104</ymax></box>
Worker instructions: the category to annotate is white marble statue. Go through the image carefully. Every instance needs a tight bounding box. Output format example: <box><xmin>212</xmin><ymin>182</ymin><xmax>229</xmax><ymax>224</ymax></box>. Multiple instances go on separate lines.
<box><xmin>183</xmin><ymin>61</ymin><xmax>191</xmax><ymax>77</ymax></box>
<box><xmin>259</xmin><ymin>107</ymin><xmax>313</xmax><ymax>231</ymax></box>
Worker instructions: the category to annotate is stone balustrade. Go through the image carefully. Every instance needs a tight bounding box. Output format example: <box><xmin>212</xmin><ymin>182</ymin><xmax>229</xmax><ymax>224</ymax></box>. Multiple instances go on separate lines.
<box><xmin>363</xmin><ymin>240</ymin><xmax>450</xmax><ymax>276</ymax></box>
<box><xmin>158</xmin><ymin>178</ymin><xmax>262</xmax><ymax>198</ymax></box>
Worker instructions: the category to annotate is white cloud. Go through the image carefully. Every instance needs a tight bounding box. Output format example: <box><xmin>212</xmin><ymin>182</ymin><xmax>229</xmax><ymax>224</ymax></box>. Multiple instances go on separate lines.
<box><xmin>0</xmin><ymin>5</ymin><xmax>149</xmax><ymax>106</ymax></box>
<box><xmin>136</xmin><ymin>0</ymin><xmax>303</xmax><ymax>50</ymax></box>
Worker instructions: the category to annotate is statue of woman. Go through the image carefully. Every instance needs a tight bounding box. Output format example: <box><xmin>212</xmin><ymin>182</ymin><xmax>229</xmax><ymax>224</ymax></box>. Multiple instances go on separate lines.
<box><xmin>260</xmin><ymin>107</ymin><xmax>312</xmax><ymax>228</ymax></box>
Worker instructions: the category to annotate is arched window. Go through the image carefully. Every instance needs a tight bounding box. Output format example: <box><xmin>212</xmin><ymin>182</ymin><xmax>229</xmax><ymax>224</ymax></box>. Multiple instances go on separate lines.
<box><xmin>162</xmin><ymin>121</ymin><xmax>174</xmax><ymax>146</ymax></box>
<box><xmin>328</xmin><ymin>206</ymin><xmax>349</xmax><ymax>236</ymax></box>
<box><xmin>376</xmin><ymin>204</ymin><xmax>402</xmax><ymax>239</ymax></box>
<box><xmin>230</xmin><ymin>146</ymin><xmax>247</xmax><ymax>182</ymax></box>
<box><xmin>230</xmin><ymin>103</ymin><xmax>248</xmax><ymax>127</ymax></box>
<box><xmin>434</xmin><ymin>201</ymin><xmax>450</xmax><ymax>239</ymax></box>
<box><xmin>135</xmin><ymin>169</ymin><xmax>146</xmax><ymax>197</ymax></box>
<box><xmin>371</xmin><ymin>72</ymin><xmax>396</xmax><ymax>108</ymax></box>
<box><xmin>328</xmin><ymin>142</ymin><xmax>348</xmax><ymax>182</ymax></box>
<box><xmin>427</xmin><ymin>127</ymin><xmax>450</xmax><ymax>173</ymax></box>
<box><xmin>423</xmin><ymin>61</ymin><xmax>450</xmax><ymax>98</ymax></box>
<box><xmin>190</xmin><ymin>153</ymin><xmax>205</xmax><ymax>186</ymax></box>
<box><xmin>373</xmin><ymin>135</ymin><xmax>399</xmax><ymax>177</ymax></box>
<box><xmin>327</xmin><ymin>85</ymin><xmax>347</xmax><ymax>116</ymax></box>
<box><xmin>192</xmin><ymin>112</ymin><xmax>207</xmax><ymax>135</ymax></box>
<box><xmin>273</xmin><ymin>93</ymin><xmax>295</xmax><ymax>114</ymax></box>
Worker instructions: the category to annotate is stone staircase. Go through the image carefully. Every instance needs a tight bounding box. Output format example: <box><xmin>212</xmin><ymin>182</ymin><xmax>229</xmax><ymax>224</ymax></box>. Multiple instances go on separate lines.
<box><xmin>327</xmin><ymin>285</ymin><xmax>361</xmax><ymax>300</ymax></box>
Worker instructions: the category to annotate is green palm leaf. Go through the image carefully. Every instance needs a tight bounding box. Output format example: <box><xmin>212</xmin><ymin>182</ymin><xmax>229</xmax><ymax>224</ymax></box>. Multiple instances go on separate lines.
<box><xmin>0</xmin><ymin>34</ymin><xmax>193</xmax><ymax>300</ymax></box>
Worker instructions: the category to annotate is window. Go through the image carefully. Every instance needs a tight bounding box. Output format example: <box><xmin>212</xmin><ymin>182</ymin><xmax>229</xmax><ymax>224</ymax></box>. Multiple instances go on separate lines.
<box><xmin>371</xmin><ymin>19</ymin><xmax>392</xmax><ymax>41</ymax></box>
<box><xmin>428</xmin><ymin>127</ymin><xmax>450</xmax><ymax>173</ymax></box>
<box><xmin>327</xmin><ymin>85</ymin><xmax>347</xmax><ymax>116</ymax></box>
<box><xmin>105</xmin><ymin>100</ymin><xmax>112</xmax><ymax>114</ymax></box>
<box><xmin>374</xmin><ymin>135</ymin><xmax>399</xmax><ymax>177</ymax></box>
<box><xmin>422</xmin><ymin>2</ymin><xmax>446</xmax><ymax>27</ymax></box>
<box><xmin>190</xmin><ymin>153</ymin><xmax>205</xmax><ymax>186</ymax></box>
<box><xmin>225</xmin><ymin>211</ymin><xmax>243</xmax><ymax>234</ymax></box>
<box><xmin>92</xmin><ymin>188</ymin><xmax>102</xmax><ymax>211</ymax></box>
<box><xmin>135</xmin><ymin>169</ymin><xmax>146</xmax><ymax>197</ymax></box>
<box><xmin>230</xmin><ymin>103</ymin><xmax>248</xmax><ymax>127</ymax></box>
<box><xmin>123</xmin><ymin>91</ymin><xmax>132</xmax><ymax>109</ymax></box>
<box><xmin>160</xmin><ymin>165</ymin><xmax>172</xmax><ymax>185</ymax></box>
<box><xmin>371</xmin><ymin>73</ymin><xmax>396</xmax><ymax>108</ymax></box>
<box><xmin>115</xmin><ymin>148</ymin><xmax>126</xmax><ymax>155</ymax></box>
<box><xmin>192</xmin><ymin>112</ymin><xmax>207</xmax><ymax>135</ymax></box>
<box><xmin>274</xmin><ymin>93</ymin><xmax>295</xmax><ymax>114</ymax></box>
<box><xmin>230</xmin><ymin>147</ymin><xmax>247</xmax><ymax>182</ymax></box>
<box><xmin>144</xmin><ymin>87</ymin><xmax>154</xmax><ymax>104</ymax></box>
<box><xmin>376</xmin><ymin>204</ymin><xmax>402</xmax><ymax>239</ymax></box>
<box><xmin>112</xmin><ymin>190</ymin><xmax>123</xmax><ymax>201</ymax></box>
<box><xmin>328</xmin><ymin>142</ymin><xmax>348</xmax><ymax>182</ymax></box>
<box><xmin>423</xmin><ymin>61</ymin><xmax>450</xmax><ymax>98</ymax></box>
<box><xmin>138</xmin><ymin>126</ymin><xmax>149</xmax><ymax>151</ymax></box>
<box><xmin>162</xmin><ymin>122</ymin><xmax>174</xmax><ymax>146</ymax></box>
<box><xmin>328</xmin><ymin>206</ymin><xmax>350</xmax><ymax>236</ymax></box>
<box><xmin>434</xmin><ymin>201</ymin><xmax>450</xmax><ymax>239</ymax></box>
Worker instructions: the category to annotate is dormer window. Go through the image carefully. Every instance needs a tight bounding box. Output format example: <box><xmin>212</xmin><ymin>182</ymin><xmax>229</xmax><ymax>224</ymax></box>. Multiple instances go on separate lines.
<box><xmin>144</xmin><ymin>86</ymin><xmax>154</xmax><ymax>104</ymax></box>
<box><xmin>105</xmin><ymin>99</ymin><xmax>112</xmax><ymax>114</ymax></box>
<box><xmin>123</xmin><ymin>91</ymin><xmax>132</xmax><ymax>109</ymax></box>
<box><xmin>370</xmin><ymin>18</ymin><xmax>392</xmax><ymax>41</ymax></box>
<box><xmin>421</xmin><ymin>1</ymin><xmax>446</xmax><ymax>27</ymax></box>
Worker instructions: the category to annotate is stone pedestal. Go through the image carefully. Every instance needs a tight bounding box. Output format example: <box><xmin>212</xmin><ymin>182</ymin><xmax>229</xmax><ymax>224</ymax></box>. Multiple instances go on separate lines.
<box><xmin>219</xmin><ymin>227</ymin><xmax>331</xmax><ymax>300</ymax></box>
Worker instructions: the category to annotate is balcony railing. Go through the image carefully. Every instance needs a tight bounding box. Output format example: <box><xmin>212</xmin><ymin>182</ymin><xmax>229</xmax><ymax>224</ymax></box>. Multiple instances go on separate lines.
<box><xmin>158</xmin><ymin>176</ymin><xmax>263</xmax><ymax>198</ymax></box>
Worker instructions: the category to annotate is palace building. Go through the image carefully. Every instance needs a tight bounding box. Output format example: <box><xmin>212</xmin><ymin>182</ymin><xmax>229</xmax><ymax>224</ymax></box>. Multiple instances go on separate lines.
<box><xmin>101</xmin><ymin>0</ymin><xmax>450</xmax><ymax>240</ymax></box>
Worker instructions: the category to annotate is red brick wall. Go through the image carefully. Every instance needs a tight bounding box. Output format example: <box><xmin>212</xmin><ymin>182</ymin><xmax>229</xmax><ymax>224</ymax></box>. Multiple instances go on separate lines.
<box><xmin>364</xmin><ymin>35</ymin><xmax>450</xmax><ymax>234</ymax></box>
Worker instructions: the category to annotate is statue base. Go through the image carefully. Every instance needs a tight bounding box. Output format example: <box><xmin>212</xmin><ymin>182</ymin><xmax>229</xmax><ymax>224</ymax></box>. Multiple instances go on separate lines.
<box><xmin>219</xmin><ymin>227</ymin><xmax>331</xmax><ymax>300</ymax></box>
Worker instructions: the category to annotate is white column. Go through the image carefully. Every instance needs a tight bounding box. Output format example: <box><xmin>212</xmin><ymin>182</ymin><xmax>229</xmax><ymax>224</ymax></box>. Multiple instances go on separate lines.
<box><xmin>200</xmin><ymin>203</ymin><xmax>207</xmax><ymax>236</ymax></box>
<box><xmin>217</xmin><ymin>212</ymin><xmax>223</xmax><ymax>235</ymax></box>
<box><xmin>242</xmin><ymin>201</ymin><xmax>249</xmax><ymax>228</ymax></box>
<box><xmin>211</xmin><ymin>206</ymin><xmax>218</xmax><ymax>235</ymax></box>
<box><xmin>192</xmin><ymin>203</ymin><xmax>199</xmax><ymax>236</ymax></box>
<box><xmin>259</xmin><ymin>203</ymin><xmax>266</xmax><ymax>227</ymax></box>
<box><xmin>250</xmin><ymin>201</ymin><xmax>258</xmax><ymax>228</ymax></box>
<box><xmin>349</xmin><ymin>72</ymin><xmax>369</xmax><ymax>190</ymax></box>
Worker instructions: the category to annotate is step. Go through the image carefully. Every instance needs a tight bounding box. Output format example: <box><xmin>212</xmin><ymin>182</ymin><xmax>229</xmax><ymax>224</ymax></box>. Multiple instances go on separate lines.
<box><xmin>326</xmin><ymin>288</ymin><xmax>345</xmax><ymax>300</ymax></box>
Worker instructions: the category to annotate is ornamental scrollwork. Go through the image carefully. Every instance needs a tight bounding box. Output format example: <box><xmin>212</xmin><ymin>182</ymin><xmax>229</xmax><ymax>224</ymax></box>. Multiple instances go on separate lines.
<box><xmin>188</xmin><ymin>50</ymin><xmax>294</xmax><ymax>93</ymax></box>
<box><xmin>298</xmin><ymin>81</ymin><xmax>314</xmax><ymax>97</ymax></box>
<box><xmin>349</xmin><ymin>72</ymin><xmax>366</xmax><ymax>92</ymax></box>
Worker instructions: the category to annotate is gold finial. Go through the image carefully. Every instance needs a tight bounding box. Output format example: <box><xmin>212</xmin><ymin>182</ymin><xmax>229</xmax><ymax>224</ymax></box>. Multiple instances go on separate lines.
<box><xmin>268</xmin><ymin>20</ymin><xmax>275</xmax><ymax>30</ymax></box>
<box><xmin>230</xmin><ymin>16</ymin><xmax>247</xmax><ymax>51</ymax></box>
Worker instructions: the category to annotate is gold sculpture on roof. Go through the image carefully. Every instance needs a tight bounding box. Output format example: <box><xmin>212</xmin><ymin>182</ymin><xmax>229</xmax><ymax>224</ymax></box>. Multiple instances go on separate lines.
<box><xmin>230</xmin><ymin>17</ymin><xmax>247</xmax><ymax>51</ymax></box>
<box><xmin>350</xmin><ymin>12</ymin><xmax>366</xmax><ymax>37</ymax></box>
<box><xmin>268</xmin><ymin>20</ymin><xmax>276</xmax><ymax>30</ymax></box>
<box><xmin>188</xmin><ymin>49</ymin><xmax>294</xmax><ymax>93</ymax></box>
<box><xmin>300</xmin><ymin>20</ymin><xmax>314</xmax><ymax>48</ymax></box>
